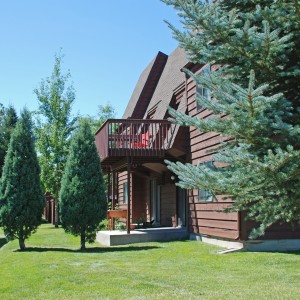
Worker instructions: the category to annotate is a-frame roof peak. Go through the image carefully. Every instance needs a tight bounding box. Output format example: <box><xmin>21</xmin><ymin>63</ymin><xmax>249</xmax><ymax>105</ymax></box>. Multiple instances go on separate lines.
<box><xmin>122</xmin><ymin>51</ymin><xmax>168</xmax><ymax>119</ymax></box>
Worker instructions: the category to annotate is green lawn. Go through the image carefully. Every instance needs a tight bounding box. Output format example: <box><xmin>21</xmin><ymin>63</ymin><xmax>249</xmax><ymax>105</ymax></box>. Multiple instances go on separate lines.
<box><xmin>0</xmin><ymin>224</ymin><xmax>299</xmax><ymax>299</ymax></box>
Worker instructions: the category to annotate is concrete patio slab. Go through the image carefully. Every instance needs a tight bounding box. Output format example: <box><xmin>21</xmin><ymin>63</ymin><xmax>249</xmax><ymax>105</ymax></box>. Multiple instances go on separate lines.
<box><xmin>96</xmin><ymin>227</ymin><xmax>189</xmax><ymax>246</ymax></box>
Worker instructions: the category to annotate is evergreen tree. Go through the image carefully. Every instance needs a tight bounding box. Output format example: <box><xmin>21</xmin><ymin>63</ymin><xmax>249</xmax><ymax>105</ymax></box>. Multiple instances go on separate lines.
<box><xmin>163</xmin><ymin>0</ymin><xmax>300</xmax><ymax>109</ymax></box>
<box><xmin>0</xmin><ymin>109</ymin><xmax>44</xmax><ymax>250</ymax></box>
<box><xmin>0</xmin><ymin>105</ymin><xmax>18</xmax><ymax>177</ymax></box>
<box><xmin>59</xmin><ymin>120</ymin><xmax>107</xmax><ymax>250</ymax></box>
<box><xmin>34</xmin><ymin>52</ymin><xmax>77</xmax><ymax>227</ymax></box>
<box><xmin>0</xmin><ymin>103</ymin><xmax>4</xmax><ymax>121</ymax></box>
<box><xmin>162</xmin><ymin>0</ymin><xmax>300</xmax><ymax>237</ymax></box>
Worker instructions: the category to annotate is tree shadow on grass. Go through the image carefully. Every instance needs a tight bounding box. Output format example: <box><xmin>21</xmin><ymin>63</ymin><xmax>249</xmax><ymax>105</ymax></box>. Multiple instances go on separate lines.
<box><xmin>15</xmin><ymin>245</ymin><xmax>161</xmax><ymax>253</ymax></box>
<box><xmin>0</xmin><ymin>238</ymin><xmax>7</xmax><ymax>249</ymax></box>
<box><xmin>270</xmin><ymin>250</ymin><xmax>300</xmax><ymax>255</ymax></box>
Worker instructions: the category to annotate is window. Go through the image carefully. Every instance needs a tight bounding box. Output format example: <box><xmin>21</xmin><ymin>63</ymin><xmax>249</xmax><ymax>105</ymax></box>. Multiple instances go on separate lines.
<box><xmin>198</xmin><ymin>189</ymin><xmax>214</xmax><ymax>202</ymax></box>
<box><xmin>123</xmin><ymin>182</ymin><xmax>128</xmax><ymax>204</ymax></box>
<box><xmin>196</xmin><ymin>65</ymin><xmax>211</xmax><ymax>111</ymax></box>
<box><xmin>196</xmin><ymin>87</ymin><xmax>211</xmax><ymax>111</ymax></box>
<box><xmin>197</xmin><ymin>161</ymin><xmax>216</xmax><ymax>202</ymax></box>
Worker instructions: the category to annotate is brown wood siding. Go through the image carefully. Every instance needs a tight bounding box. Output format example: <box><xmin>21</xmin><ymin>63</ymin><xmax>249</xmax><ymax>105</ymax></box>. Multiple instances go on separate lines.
<box><xmin>117</xmin><ymin>171</ymin><xmax>132</xmax><ymax>222</ymax></box>
<box><xmin>132</xmin><ymin>175</ymin><xmax>150</xmax><ymax>222</ymax></box>
<box><xmin>160</xmin><ymin>184</ymin><xmax>176</xmax><ymax>227</ymax></box>
<box><xmin>191</xmin><ymin>226</ymin><xmax>239</xmax><ymax>240</ymax></box>
<box><xmin>185</xmin><ymin>64</ymin><xmax>299</xmax><ymax>241</ymax></box>
<box><xmin>117</xmin><ymin>172</ymin><xmax>151</xmax><ymax>223</ymax></box>
<box><xmin>171</xmin><ymin>127</ymin><xmax>190</xmax><ymax>155</ymax></box>
<box><xmin>188</xmin><ymin>189</ymin><xmax>239</xmax><ymax>240</ymax></box>
<box><xmin>186</xmin><ymin>67</ymin><xmax>240</xmax><ymax>240</ymax></box>
<box><xmin>118</xmin><ymin>171</ymin><xmax>127</xmax><ymax>208</ymax></box>
<box><xmin>240</xmin><ymin>214</ymin><xmax>300</xmax><ymax>240</ymax></box>
<box><xmin>262</xmin><ymin>224</ymin><xmax>300</xmax><ymax>239</ymax></box>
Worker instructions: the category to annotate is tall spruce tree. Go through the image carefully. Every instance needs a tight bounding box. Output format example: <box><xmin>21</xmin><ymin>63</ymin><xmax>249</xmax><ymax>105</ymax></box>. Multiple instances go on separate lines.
<box><xmin>0</xmin><ymin>105</ymin><xmax>18</xmax><ymax>177</ymax></box>
<box><xmin>59</xmin><ymin>120</ymin><xmax>106</xmax><ymax>250</ymax></box>
<box><xmin>0</xmin><ymin>109</ymin><xmax>44</xmax><ymax>250</ymax></box>
<box><xmin>163</xmin><ymin>0</ymin><xmax>300</xmax><ymax>109</ymax></box>
<box><xmin>34</xmin><ymin>52</ymin><xmax>77</xmax><ymax>227</ymax></box>
<box><xmin>162</xmin><ymin>0</ymin><xmax>300</xmax><ymax>237</ymax></box>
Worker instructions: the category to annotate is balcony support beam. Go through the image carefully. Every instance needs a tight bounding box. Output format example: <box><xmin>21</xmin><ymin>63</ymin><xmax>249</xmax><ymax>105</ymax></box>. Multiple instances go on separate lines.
<box><xmin>126</xmin><ymin>157</ymin><xmax>131</xmax><ymax>234</ymax></box>
<box><xmin>107</xmin><ymin>167</ymin><xmax>111</xmax><ymax>203</ymax></box>
<box><xmin>111</xmin><ymin>170</ymin><xmax>116</xmax><ymax>210</ymax></box>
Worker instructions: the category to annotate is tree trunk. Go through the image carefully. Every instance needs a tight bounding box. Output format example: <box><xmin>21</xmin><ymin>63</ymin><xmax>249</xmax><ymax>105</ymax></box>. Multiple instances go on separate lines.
<box><xmin>54</xmin><ymin>191</ymin><xmax>59</xmax><ymax>228</ymax></box>
<box><xmin>19</xmin><ymin>231</ymin><xmax>26</xmax><ymax>251</ymax></box>
<box><xmin>80</xmin><ymin>231</ymin><xmax>86</xmax><ymax>250</ymax></box>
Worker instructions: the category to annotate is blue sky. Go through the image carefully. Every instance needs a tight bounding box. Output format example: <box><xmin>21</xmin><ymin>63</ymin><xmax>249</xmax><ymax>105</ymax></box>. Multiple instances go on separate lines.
<box><xmin>0</xmin><ymin>1</ymin><xmax>181</xmax><ymax>118</ymax></box>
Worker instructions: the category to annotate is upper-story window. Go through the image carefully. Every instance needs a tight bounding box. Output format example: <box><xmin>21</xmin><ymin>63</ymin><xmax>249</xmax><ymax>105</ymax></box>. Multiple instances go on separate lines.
<box><xmin>197</xmin><ymin>161</ymin><xmax>217</xmax><ymax>202</ymax></box>
<box><xmin>196</xmin><ymin>65</ymin><xmax>211</xmax><ymax>112</ymax></box>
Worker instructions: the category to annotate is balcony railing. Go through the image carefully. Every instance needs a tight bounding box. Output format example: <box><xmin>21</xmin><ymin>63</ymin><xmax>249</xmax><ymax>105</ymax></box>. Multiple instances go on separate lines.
<box><xmin>95</xmin><ymin>119</ymin><xmax>174</xmax><ymax>162</ymax></box>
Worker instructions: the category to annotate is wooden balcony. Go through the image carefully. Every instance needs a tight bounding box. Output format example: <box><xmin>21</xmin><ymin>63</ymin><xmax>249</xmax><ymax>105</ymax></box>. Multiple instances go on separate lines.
<box><xmin>95</xmin><ymin>119</ymin><xmax>174</xmax><ymax>165</ymax></box>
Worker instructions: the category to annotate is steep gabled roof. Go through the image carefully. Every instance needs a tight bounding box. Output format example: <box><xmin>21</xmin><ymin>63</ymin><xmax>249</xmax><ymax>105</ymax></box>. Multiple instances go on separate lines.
<box><xmin>143</xmin><ymin>47</ymin><xmax>188</xmax><ymax>119</ymax></box>
<box><xmin>122</xmin><ymin>51</ymin><xmax>168</xmax><ymax>119</ymax></box>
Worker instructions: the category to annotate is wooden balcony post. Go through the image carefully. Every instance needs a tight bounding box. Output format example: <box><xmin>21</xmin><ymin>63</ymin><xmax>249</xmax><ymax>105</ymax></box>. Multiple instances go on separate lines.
<box><xmin>127</xmin><ymin>157</ymin><xmax>131</xmax><ymax>234</ymax></box>
<box><xmin>111</xmin><ymin>169</ymin><xmax>115</xmax><ymax>230</ymax></box>
<box><xmin>112</xmin><ymin>171</ymin><xmax>115</xmax><ymax>210</ymax></box>
<box><xmin>107</xmin><ymin>167</ymin><xmax>111</xmax><ymax>204</ymax></box>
